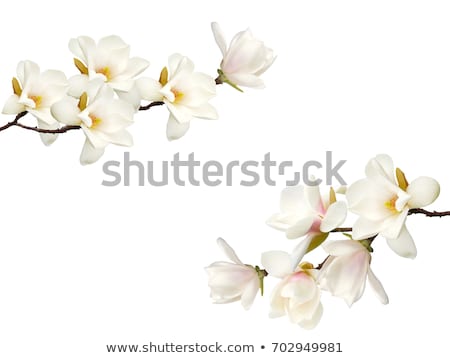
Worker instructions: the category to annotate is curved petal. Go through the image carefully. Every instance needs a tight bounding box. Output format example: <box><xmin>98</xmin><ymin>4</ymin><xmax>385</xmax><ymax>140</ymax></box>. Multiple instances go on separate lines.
<box><xmin>286</xmin><ymin>216</ymin><xmax>315</xmax><ymax>239</ymax></box>
<box><xmin>290</xmin><ymin>236</ymin><xmax>313</xmax><ymax>270</ymax></box>
<box><xmin>279</xmin><ymin>185</ymin><xmax>307</xmax><ymax>214</ymax></box>
<box><xmin>261</xmin><ymin>250</ymin><xmax>291</xmax><ymax>279</ymax></box>
<box><xmin>51</xmin><ymin>96</ymin><xmax>80</xmax><ymax>125</ymax></box>
<box><xmin>385</xmin><ymin>226</ymin><xmax>417</xmax><ymax>259</ymax></box>
<box><xmin>351</xmin><ymin>217</ymin><xmax>383</xmax><ymax>240</ymax></box>
<box><xmin>2</xmin><ymin>95</ymin><xmax>24</xmax><ymax>114</ymax></box>
<box><xmin>80</xmin><ymin>138</ymin><xmax>105</xmax><ymax>165</ymax></box>
<box><xmin>320</xmin><ymin>201</ymin><xmax>347</xmax><ymax>232</ymax></box>
<box><xmin>240</xmin><ymin>276</ymin><xmax>259</xmax><ymax>310</ymax></box>
<box><xmin>365</xmin><ymin>154</ymin><xmax>395</xmax><ymax>183</ymax></box>
<box><xmin>298</xmin><ymin>302</ymin><xmax>323</xmax><ymax>330</ymax></box>
<box><xmin>322</xmin><ymin>240</ymin><xmax>365</xmax><ymax>256</ymax></box>
<box><xmin>211</xmin><ymin>22</ymin><xmax>227</xmax><ymax>57</ymax></box>
<box><xmin>227</xmin><ymin>73</ymin><xmax>265</xmax><ymax>88</ymax></box>
<box><xmin>98</xmin><ymin>35</ymin><xmax>127</xmax><ymax>50</ymax></box>
<box><xmin>407</xmin><ymin>176</ymin><xmax>440</xmax><ymax>208</ymax></box>
<box><xmin>367</xmin><ymin>268</ymin><xmax>389</xmax><ymax>304</ymax></box>
<box><xmin>217</xmin><ymin>238</ymin><xmax>243</xmax><ymax>265</ymax></box>
<box><xmin>36</xmin><ymin>119</ymin><xmax>59</xmax><ymax>146</ymax></box>
<box><xmin>135</xmin><ymin>77</ymin><xmax>163</xmax><ymax>101</ymax></box>
<box><xmin>191</xmin><ymin>103</ymin><xmax>218</xmax><ymax>120</ymax></box>
<box><xmin>166</xmin><ymin>114</ymin><xmax>190</xmax><ymax>141</ymax></box>
<box><xmin>380</xmin><ymin>209</ymin><xmax>408</xmax><ymax>240</ymax></box>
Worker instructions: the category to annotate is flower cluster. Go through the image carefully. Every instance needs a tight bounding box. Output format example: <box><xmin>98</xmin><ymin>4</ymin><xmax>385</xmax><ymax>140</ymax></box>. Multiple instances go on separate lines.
<box><xmin>206</xmin><ymin>154</ymin><xmax>442</xmax><ymax>329</ymax></box>
<box><xmin>0</xmin><ymin>23</ymin><xmax>275</xmax><ymax>164</ymax></box>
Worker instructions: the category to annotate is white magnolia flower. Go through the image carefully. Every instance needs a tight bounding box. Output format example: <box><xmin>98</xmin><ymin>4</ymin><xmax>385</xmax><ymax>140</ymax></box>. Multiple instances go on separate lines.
<box><xmin>137</xmin><ymin>54</ymin><xmax>218</xmax><ymax>140</ymax></box>
<box><xmin>267</xmin><ymin>185</ymin><xmax>347</xmax><ymax>268</ymax></box>
<box><xmin>318</xmin><ymin>240</ymin><xmax>388</xmax><ymax>307</ymax></box>
<box><xmin>69</xmin><ymin>35</ymin><xmax>149</xmax><ymax>98</ymax></box>
<box><xmin>51</xmin><ymin>79</ymin><xmax>134</xmax><ymax>165</ymax></box>
<box><xmin>211</xmin><ymin>22</ymin><xmax>275</xmax><ymax>90</ymax></box>
<box><xmin>2</xmin><ymin>60</ymin><xmax>68</xmax><ymax>145</ymax></box>
<box><xmin>347</xmin><ymin>154</ymin><xmax>440</xmax><ymax>258</ymax></box>
<box><xmin>205</xmin><ymin>238</ymin><xmax>260</xmax><ymax>310</ymax></box>
<box><xmin>262</xmin><ymin>251</ymin><xmax>322</xmax><ymax>329</ymax></box>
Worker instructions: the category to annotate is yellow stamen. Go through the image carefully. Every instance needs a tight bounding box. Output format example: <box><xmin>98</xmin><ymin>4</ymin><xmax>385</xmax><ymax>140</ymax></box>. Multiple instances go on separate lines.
<box><xmin>78</xmin><ymin>92</ymin><xmax>88</xmax><ymax>111</ymax></box>
<box><xmin>29</xmin><ymin>95</ymin><xmax>42</xmax><ymax>108</ymax></box>
<box><xmin>329</xmin><ymin>187</ymin><xmax>337</xmax><ymax>204</ymax></box>
<box><xmin>12</xmin><ymin>77</ymin><xmax>22</xmax><ymax>96</ymax></box>
<box><xmin>385</xmin><ymin>195</ymin><xmax>400</xmax><ymax>213</ymax></box>
<box><xmin>299</xmin><ymin>262</ymin><xmax>314</xmax><ymax>270</ymax></box>
<box><xmin>96</xmin><ymin>67</ymin><xmax>111</xmax><ymax>81</ymax></box>
<box><xmin>74</xmin><ymin>58</ymin><xmax>88</xmax><ymax>75</ymax></box>
<box><xmin>159</xmin><ymin>66</ymin><xmax>168</xmax><ymax>86</ymax></box>
<box><xmin>89</xmin><ymin>114</ymin><xmax>101</xmax><ymax>129</ymax></box>
<box><xmin>171</xmin><ymin>88</ymin><xmax>184</xmax><ymax>103</ymax></box>
<box><xmin>396</xmin><ymin>167</ymin><xmax>409</xmax><ymax>191</ymax></box>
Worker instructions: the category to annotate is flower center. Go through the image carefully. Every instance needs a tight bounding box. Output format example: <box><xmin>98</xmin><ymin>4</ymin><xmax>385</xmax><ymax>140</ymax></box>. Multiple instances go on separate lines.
<box><xmin>96</xmin><ymin>67</ymin><xmax>112</xmax><ymax>81</ymax></box>
<box><xmin>29</xmin><ymin>95</ymin><xmax>42</xmax><ymax>108</ymax></box>
<box><xmin>171</xmin><ymin>88</ymin><xmax>184</xmax><ymax>103</ymax></box>
<box><xmin>88</xmin><ymin>114</ymin><xmax>102</xmax><ymax>129</ymax></box>
<box><xmin>385</xmin><ymin>195</ymin><xmax>400</xmax><ymax>213</ymax></box>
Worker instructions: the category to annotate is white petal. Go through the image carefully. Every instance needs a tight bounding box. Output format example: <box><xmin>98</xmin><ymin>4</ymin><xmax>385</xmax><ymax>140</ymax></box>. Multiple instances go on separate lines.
<box><xmin>322</xmin><ymin>240</ymin><xmax>365</xmax><ymax>256</ymax></box>
<box><xmin>298</xmin><ymin>302</ymin><xmax>323</xmax><ymax>330</ymax></box>
<box><xmin>367</xmin><ymin>268</ymin><xmax>389</xmax><ymax>304</ymax></box>
<box><xmin>40</xmin><ymin>70</ymin><xmax>67</xmax><ymax>86</ymax></box>
<box><xmin>261</xmin><ymin>251</ymin><xmax>291</xmax><ymax>278</ymax></box>
<box><xmin>365</xmin><ymin>154</ymin><xmax>395</xmax><ymax>183</ymax></box>
<box><xmin>217</xmin><ymin>238</ymin><xmax>243</xmax><ymax>265</ymax></box>
<box><xmin>166</xmin><ymin>114</ymin><xmax>190</xmax><ymax>140</ymax></box>
<box><xmin>80</xmin><ymin>138</ymin><xmax>105</xmax><ymax>165</ymax></box>
<box><xmin>116</xmin><ymin>86</ymin><xmax>141</xmax><ymax>111</ymax></box>
<box><xmin>168</xmin><ymin>53</ymin><xmax>194</xmax><ymax>77</ymax></box>
<box><xmin>98</xmin><ymin>35</ymin><xmax>127</xmax><ymax>50</ymax></box>
<box><xmin>51</xmin><ymin>96</ymin><xmax>80</xmax><ymax>125</ymax></box>
<box><xmin>286</xmin><ymin>216</ymin><xmax>315</xmax><ymax>239</ymax></box>
<box><xmin>352</xmin><ymin>217</ymin><xmax>383</xmax><ymax>240</ymax></box>
<box><xmin>320</xmin><ymin>201</ymin><xmax>347</xmax><ymax>232</ymax></box>
<box><xmin>191</xmin><ymin>103</ymin><xmax>218</xmax><ymax>120</ymax></box>
<box><xmin>36</xmin><ymin>119</ymin><xmax>59</xmax><ymax>146</ymax></box>
<box><xmin>266</xmin><ymin>213</ymin><xmax>299</xmax><ymax>231</ymax></box>
<box><xmin>166</xmin><ymin>102</ymin><xmax>192</xmax><ymax>124</ymax></box>
<box><xmin>135</xmin><ymin>77</ymin><xmax>163</xmax><ymax>101</ymax></box>
<box><xmin>226</xmin><ymin>73</ymin><xmax>265</xmax><ymax>88</ymax></box>
<box><xmin>380</xmin><ymin>209</ymin><xmax>408</xmax><ymax>240</ymax></box>
<box><xmin>305</xmin><ymin>185</ymin><xmax>322</xmax><ymax>211</ymax></box>
<box><xmin>407</xmin><ymin>176</ymin><xmax>440</xmax><ymax>208</ymax></box>
<box><xmin>67</xmin><ymin>75</ymin><xmax>89</xmax><ymax>98</ymax></box>
<box><xmin>211</xmin><ymin>22</ymin><xmax>227</xmax><ymax>57</ymax></box>
<box><xmin>240</xmin><ymin>276</ymin><xmax>259</xmax><ymax>310</ymax></box>
<box><xmin>104</xmin><ymin>130</ymin><xmax>133</xmax><ymax>147</ymax></box>
<box><xmin>385</xmin><ymin>226</ymin><xmax>417</xmax><ymax>259</ymax></box>
<box><xmin>324</xmin><ymin>250</ymin><xmax>369</xmax><ymax>306</ymax></box>
<box><xmin>290</xmin><ymin>236</ymin><xmax>313</xmax><ymax>270</ymax></box>
<box><xmin>2</xmin><ymin>95</ymin><xmax>24</xmax><ymax>114</ymax></box>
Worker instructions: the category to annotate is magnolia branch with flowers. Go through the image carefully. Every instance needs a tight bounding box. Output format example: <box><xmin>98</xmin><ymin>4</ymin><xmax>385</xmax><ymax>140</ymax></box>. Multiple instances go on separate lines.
<box><xmin>0</xmin><ymin>23</ymin><xmax>275</xmax><ymax>165</ymax></box>
<box><xmin>206</xmin><ymin>154</ymin><xmax>450</xmax><ymax>329</ymax></box>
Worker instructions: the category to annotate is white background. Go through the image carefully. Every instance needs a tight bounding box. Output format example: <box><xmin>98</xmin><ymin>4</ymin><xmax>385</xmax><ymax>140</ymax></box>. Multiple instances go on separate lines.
<box><xmin>1</xmin><ymin>0</ymin><xmax>450</xmax><ymax>357</ymax></box>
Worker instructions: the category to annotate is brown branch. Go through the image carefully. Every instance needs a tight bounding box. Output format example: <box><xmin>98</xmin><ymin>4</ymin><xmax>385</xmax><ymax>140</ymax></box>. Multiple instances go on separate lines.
<box><xmin>15</xmin><ymin>122</ymin><xmax>81</xmax><ymax>134</ymax></box>
<box><xmin>331</xmin><ymin>227</ymin><xmax>352</xmax><ymax>233</ymax></box>
<box><xmin>408</xmin><ymin>208</ymin><xmax>450</xmax><ymax>217</ymax></box>
<box><xmin>138</xmin><ymin>101</ymin><xmax>164</xmax><ymax>111</ymax></box>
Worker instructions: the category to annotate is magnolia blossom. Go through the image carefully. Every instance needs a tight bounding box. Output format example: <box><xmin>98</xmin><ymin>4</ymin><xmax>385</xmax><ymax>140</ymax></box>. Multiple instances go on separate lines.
<box><xmin>267</xmin><ymin>185</ymin><xmax>347</xmax><ymax>268</ymax></box>
<box><xmin>347</xmin><ymin>154</ymin><xmax>440</xmax><ymax>258</ymax></box>
<box><xmin>262</xmin><ymin>251</ymin><xmax>322</xmax><ymax>329</ymax></box>
<box><xmin>69</xmin><ymin>35</ymin><xmax>149</xmax><ymax>107</ymax></box>
<box><xmin>137</xmin><ymin>54</ymin><xmax>218</xmax><ymax>140</ymax></box>
<box><xmin>318</xmin><ymin>240</ymin><xmax>388</xmax><ymax>306</ymax></box>
<box><xmin>2</xmin><ymin>60</ymin><xmax>68</xmax><ymax>145</ymax></box>
<box><xmin>51</xmin><ymin>79</ymin><xmax>134</xmax><ymax>165</ymax></box>
<box><xmin>211</xmin><ymin>22</ymin><xmax>275</xmax><ymax>90</ymax></box>
<box><xmin>205</xmin><ymin>238</ymin><xmax>260</xmax><ymax>310</ymax></box>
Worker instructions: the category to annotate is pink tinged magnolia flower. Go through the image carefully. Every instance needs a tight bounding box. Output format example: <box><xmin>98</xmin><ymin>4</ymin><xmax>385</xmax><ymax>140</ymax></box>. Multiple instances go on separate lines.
<box><xmin>262</xmin><ymin>251</ymin><xmax>322</xmax><ymax>329</ymax></box>
<box><xmin>51</xmin><ymin>79</ymin><xmax>134</xmax><ymax>165</ymax></box>
<box><xmin>267</xmin><ymin>185</ymin><xmax>347</xmax><ymax>268</ymax></box>
<box><xmin>136</xmin><ymin>54</ymin><xmax>218</xmax><ymax>140</ymax></box>
<box><xmin>205</xmin><ymin>238</ymin><xmax>260</xmax><ymax>310</ymax></box>
<box><xmin>211</xmin><ymin>22</ymin><xmax>275</xmax><ymax>90</ymax></box>
<box><xmin>318</xmin><ymin>240</ymin><xmax>388</xmax><ymax>307</ymax></box>
<box><xmin>346</xmin><ymin>154</ymin><xmax>440</xmax><ymax>259</ymax></box>
<box><xmin>2</xmin><ymin>60</ymin><xmax>68</xmax><ymax>145</ymax></box>
<box><xmin>68</xmin><ymin>35</ymin><xmax>149</xmax><ymax>97</ymax></box>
